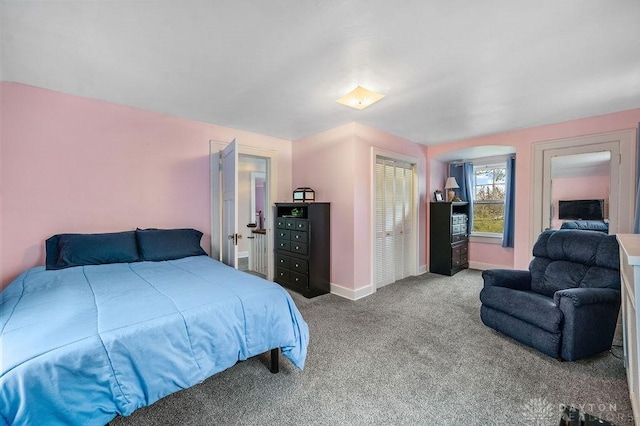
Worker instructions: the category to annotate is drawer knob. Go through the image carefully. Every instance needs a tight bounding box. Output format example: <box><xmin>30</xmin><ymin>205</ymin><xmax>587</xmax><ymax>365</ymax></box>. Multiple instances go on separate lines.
<box><xmin>295</xmin><ymin>263</ymin><xmax>299</xmax><ymax>267</ymax></box>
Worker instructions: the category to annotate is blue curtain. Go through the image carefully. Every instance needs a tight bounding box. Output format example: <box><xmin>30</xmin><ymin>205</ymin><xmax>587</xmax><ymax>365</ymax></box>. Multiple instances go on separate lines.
<box><xmin>502</xmin><ymin>156</ymin><xmax>516</xmax><ymax>247</ymax></box>
<box><xmin>463</xmin><ymin>162</ymin><xmax>474</xmax><ymax>232</ymax></box>
<box><xmin>449</xmin><ymin>163</ymin><xmax>475</xmax><ymax>231</ymax></box>
<box><xmin>634</xmin><ymin>122</ymin><xmax>640</xmax><ymax>233</ymax></box>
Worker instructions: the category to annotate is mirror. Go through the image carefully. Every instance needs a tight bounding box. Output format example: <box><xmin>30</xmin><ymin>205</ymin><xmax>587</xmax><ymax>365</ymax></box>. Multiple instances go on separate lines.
<box><xmin>533</xmin><ymin>136</ymin><xmax>624</xmax><ymax>241</ymax></box>
<box><xmin>549</xmin><ymin>151</ymin><xmax>611</xmax><ymax>231</ymax></box>
<box><xmin>251</xmin><ymin>171</ymin><xmax>267</xmax><ymax>229</ymax></box>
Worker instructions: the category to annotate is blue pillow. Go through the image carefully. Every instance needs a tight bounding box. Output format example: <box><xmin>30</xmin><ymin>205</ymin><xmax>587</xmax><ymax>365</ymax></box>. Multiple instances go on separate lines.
<box><xmin>45</xmin><ymin>235</ymin><xmax>62</xmax><ymax>270</ymax></box>
<box><xmin>136</xmin><ymin>228</ymin><xmax>207</xmax><ymax>261</ymax></box>
<box><xmin>46</xmin><ymin>231</ymin><xmax>139</xmax><ymax>270</ymax></box>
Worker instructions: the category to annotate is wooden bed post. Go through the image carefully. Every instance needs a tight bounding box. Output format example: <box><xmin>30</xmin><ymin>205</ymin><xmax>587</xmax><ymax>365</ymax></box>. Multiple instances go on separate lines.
<box><xmin>269</xmin><ymin>348</ymin><xmax>279</xmax><ymax>373</ymax></box>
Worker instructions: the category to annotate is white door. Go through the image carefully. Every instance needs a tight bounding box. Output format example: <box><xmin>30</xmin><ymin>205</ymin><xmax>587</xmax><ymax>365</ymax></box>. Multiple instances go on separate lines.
<box><xmin>376</xmin><ymin>160</ymin><xmax>395</xmax><ymax>287</ymax></box>
<box><xmin>375</xmin><ymin>158</ymin><xmax>416</xmax><ymax>288</ymax></box>
<box><xmin>395</xmin><ymin>164</ymin><xmax>415</xmax><ymax>280</ymax></box>
<box><xmin>221</xmin><ymin>139</ymin><xmax>240</xmax><ymax>267</ymax></box>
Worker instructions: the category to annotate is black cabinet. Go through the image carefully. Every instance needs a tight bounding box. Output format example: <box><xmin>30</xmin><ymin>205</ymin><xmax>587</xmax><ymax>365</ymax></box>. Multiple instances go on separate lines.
<box><xmin>429</xmin><ymin>202</ymin><xmax>469</xmax><ymax>276</ymax></box>
<box><xmin>274</xmin><ymin>202</ymin><xmax>330</xmax><ymax>298</ymax></box>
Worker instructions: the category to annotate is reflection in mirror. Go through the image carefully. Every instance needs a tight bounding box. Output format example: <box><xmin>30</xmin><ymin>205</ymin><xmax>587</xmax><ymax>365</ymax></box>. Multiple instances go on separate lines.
<box><xmin>251</xmin><ymin>172</ymin><xmax>267</xmax><ymax>230</ymax></box>
<box><xmin>549</xmin><ymin>151</ymin><xmax>611</xmax><ymax>232</ymax></box>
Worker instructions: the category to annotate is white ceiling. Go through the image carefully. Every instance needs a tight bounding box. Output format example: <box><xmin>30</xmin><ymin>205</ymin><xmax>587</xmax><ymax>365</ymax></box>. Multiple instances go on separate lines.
<box><xmin>551</xmin><ymin>151</ymin><xmax>611</xmax><ymax>178</ymax></box>
<box><xmin>2</xmin><ymin>1</ymin><xmax>639</xmax><ymax>145</ymax></box>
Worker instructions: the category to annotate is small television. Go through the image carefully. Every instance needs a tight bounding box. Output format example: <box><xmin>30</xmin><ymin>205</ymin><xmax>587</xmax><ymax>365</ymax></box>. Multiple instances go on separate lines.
<box><xmin>558</xmin><ymin>199</ymin><xmax>604</xmax><ymax>220</ymax></box>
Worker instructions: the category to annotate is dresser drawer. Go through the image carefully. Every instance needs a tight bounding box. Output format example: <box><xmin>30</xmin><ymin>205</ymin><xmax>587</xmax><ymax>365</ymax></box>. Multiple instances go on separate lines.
<box><xmin>290</xmin><ymin>230</ymin><xmax>308</xmax><ymax>243</ymax></box>
<box><xmin>276</xmin><ymin>218</ymin><xmax>287</xmax><ymax>229</ymax></box>
<box><xmin>285</xmin><ymin>218</ymin><xmax>296</xmax><ymax>229</ymax></box>
<box><xmin>290</xmin><ymin>271</ymin><xmax>309</xmax><ymax>289</ymax></box>
<box><xmin>294</xmin><ymin>220</ymin><xmax>308</xmax><ymax>231</ymax></box>
<box><xmin>452</xmin><ymin>246</ymin><xmax>468</xmax><ymax>268</ymax></box>
<box><xmin>452</xmin><ymin>234</ymin><xmax>467</xmax><ymax>243</ymax></box>
<box><xmin>276</xmin><ymin>267</ymin><xmax>290</xmax><ymax>283</ymax></box>
<box><xmin>276</xmin><ymin>229</ymin><xmax>291</xmax><ymax>240</ymax></box>
<box><xmin>276</xmin><ymin>253</ymin><xmax>290</xmax><ymax>269</ymax></box>
<box><xmin>290</xmin><ymin>258</ymin><xmax>309</xmax><ymax>274</ymax></box>
<box><xmin>290</xmin><ymin>242</ymin><xmax>308</xmax><ymax>255</ymax></box>
<box><xmin>460</xmin><ymin>243</ymin><xmax>468</xmax><ymax>255</ymax></box>
<box><xmin>276</xmin><ymin>240</ymin><xmax>291</xmax><ymax>251</ymax></box>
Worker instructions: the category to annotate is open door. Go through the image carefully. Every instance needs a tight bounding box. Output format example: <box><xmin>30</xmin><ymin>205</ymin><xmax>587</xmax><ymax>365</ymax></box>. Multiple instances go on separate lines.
<box><xmin>221</xmin><ymin>139</ymin><xmax>240</xmax><ymax>268</ymax></box>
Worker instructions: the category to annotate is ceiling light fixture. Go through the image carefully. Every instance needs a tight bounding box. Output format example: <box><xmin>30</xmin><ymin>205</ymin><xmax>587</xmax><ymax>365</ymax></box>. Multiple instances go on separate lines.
<box><xmin>336</xmin><ymin>86</ymin><xmax>385</xmax><ymax>110</ymax></box>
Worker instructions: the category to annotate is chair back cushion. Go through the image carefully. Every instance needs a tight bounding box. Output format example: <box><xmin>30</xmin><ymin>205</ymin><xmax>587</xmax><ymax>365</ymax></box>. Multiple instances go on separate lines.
<box><xmin>529</xmin><ymin>230</ymin><xmax>620</xmax><ymax>297</ymax></box>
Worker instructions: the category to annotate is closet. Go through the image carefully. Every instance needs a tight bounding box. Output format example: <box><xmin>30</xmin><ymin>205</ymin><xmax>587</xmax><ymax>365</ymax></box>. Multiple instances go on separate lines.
<box><xmin>375</xmin><ymin>158</ymin><xmax>416</xmax><ymax>288</ymax></box>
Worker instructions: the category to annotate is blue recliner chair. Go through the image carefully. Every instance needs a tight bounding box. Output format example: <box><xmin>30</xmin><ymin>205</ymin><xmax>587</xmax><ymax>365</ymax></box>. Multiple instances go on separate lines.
<box><xmin>479</xmin><ymin>229</ymin><xmax>621</xmax><ymax>361</ymax></box>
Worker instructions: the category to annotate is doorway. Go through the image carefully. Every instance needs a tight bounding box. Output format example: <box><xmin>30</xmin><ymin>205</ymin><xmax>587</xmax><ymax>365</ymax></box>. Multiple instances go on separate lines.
<box><xmin>210</xmin><ymin>140</ymin><xmax>278</xmax><ymax>280</ymax></box>
<box><xmin>549</xmin><ymin>151</ymin><xmax>612</xmax><ymax>231</ymax></box>
<box><xmin>237</xmin><ymin>157</ymin><xmax>268</xmax><ymax>277</ymax></box>
<box><xmin>532</xmin><ymin>129</ymin><xmax>636</xmax><ymax>240</ymax></box>
<box><xmin>373</xmin><ymin>154</ymin><xmax>418</xmax><ymax>289</ymax></box>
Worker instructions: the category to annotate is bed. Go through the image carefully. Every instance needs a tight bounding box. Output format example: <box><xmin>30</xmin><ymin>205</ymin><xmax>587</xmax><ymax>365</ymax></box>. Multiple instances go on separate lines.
<box><xmin>559</xmin><ymin>219</ymin><xmax>609</xmax><ymax>233</ymax></box>
<box><xmin>0</xmin><ymin>229</ymin><xmax>309</xmax><ymax>425</ymax></box>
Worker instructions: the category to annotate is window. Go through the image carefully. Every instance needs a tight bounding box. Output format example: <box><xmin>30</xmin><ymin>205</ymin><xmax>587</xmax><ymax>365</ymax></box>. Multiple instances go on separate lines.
<box><xmin>472</xmin><ymin>165</ymin><xmax>506</xmax><ymax>234</ymax></box>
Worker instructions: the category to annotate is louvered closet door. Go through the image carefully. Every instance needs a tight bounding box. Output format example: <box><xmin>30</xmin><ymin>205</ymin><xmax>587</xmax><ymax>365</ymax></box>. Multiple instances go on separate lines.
<box><xmin>376</xmin><ymin>160</ymin><xmax>395</xmax><ymax>287</ymax></box>
<box><xmin>395</xmin><ymin>163</ymin><xmax>415</xmax><ymax>281</ymax></box>
<box><xmin>401</xmin><ymin>163</ymin><xmax>415</xmax><ymax>277</ymax></box>
<box><xmin>375</xmin><ymin>158</ymin><xmax>415</xmax><ymax>289</ymax></box>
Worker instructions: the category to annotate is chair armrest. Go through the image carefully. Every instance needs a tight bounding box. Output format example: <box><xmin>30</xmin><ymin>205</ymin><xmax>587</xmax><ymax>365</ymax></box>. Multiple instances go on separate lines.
<box><xmin>553</xmin><ymin>287</ymin><xmax>621</xmax><ymax>307</ymax></box>
<box><xmin>554</xmin><ymin>287</ymin><xmax>621</xmax><ymax>360</ymax></box>
<box><xmin>482</xmin><ymin>269</ymin><xmax>531</xmax><ymax>291</ymax></box>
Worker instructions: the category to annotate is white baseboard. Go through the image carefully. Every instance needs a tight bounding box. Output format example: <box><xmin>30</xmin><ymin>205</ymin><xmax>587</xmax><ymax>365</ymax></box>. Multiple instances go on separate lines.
<box><xmin>468</xmin><ymin>261</ymin><xmax>512</xmax><ymax>271</ymax></box>
<box><xmin>330</xmin><ymin>282</ymin><xmax>374</xmax><ymax>301</ymax></box>
<box><xmin>331</xmin><ymin>268</ymin><xmax>429</xmax><ymax>300</ymax></box>
<box><xmin>238</xmin><ymin>251</ymin><xmax>249</xmax><ymax>258</ymax></box>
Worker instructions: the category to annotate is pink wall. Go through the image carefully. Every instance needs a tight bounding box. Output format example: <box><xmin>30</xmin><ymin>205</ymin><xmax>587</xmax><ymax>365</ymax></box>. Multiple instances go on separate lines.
<box><xmin>352</xmin><ymin>123</ymin><xmax>428</xmax><ymax>288</ymax></box>
<box><xmin>468</xmin><ymin>242</ymin><xmax>514</xmax><ymax>268</ymax></box>
<box><xmin>551</xmin><ymin>175</ymin><xmax>609</xmax><ymax>229</ymax></box>
<box><xmin>291</xmin><ymin>123</ymin><xmax>358</xmax><ymax>287</ymax></box>
<box><xmin>292</xmin><ymin>122</ymin><xmax>427</xmax><ymax>293</ymax></box>
<box><xmin>0</xmin><ymin>82</ymin><xmax>292</xmax><ymax>289</ymax></box>
<box><xmin>426</xmin><ymin>108</ymin><xmax>640</xmax><ymax>270</ymax></box>
<box><xmin>0</xmin><ymin>83</ymin><xmax>4</xmax><ymax>286</ymax></box>
<box><xmin>2</xmin><ymin>82</ymin><xmax>638</xmax><ymax>291</ymax></box>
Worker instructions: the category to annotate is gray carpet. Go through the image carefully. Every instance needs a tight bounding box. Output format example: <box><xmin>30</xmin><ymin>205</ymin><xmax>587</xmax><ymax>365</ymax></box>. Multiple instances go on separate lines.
<box><xmin>110</xmin><ymin>269</ymin><xmax>632</xmax><ymax>425</ymax></box>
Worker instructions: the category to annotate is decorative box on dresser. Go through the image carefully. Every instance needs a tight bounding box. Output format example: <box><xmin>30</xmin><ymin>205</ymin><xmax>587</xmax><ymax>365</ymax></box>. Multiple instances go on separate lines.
<box><xmin>429</xmin><ymin>202</ymin><xmax>469</xmax><ymax>276</ymax></box>
<box><xmin>617</xmin><ymin>234</ymin><xmax>640</xmax><ymax>425</ymax></box>
<box><xmin>274</xmin><ymin>202</ymin><xmax>330</xmax><ymax>298</ymax></box>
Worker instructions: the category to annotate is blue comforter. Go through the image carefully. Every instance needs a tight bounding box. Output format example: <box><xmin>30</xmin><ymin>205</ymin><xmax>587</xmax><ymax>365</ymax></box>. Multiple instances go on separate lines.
<box><xmin>0</xmin><ymin>256</ymin><xmax>309</xmax><ymax>425</ymax></box>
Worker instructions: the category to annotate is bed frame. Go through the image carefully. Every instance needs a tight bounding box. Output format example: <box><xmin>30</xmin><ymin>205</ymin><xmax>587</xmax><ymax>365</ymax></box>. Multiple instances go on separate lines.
<box><xmin>269</xmin><ymin>348</ymin><xmax>279</xmax><ymax>373</ymax></box>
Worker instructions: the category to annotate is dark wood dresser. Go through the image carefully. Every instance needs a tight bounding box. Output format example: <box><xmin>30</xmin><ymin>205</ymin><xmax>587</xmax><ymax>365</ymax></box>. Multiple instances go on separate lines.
<box><xmin>274</xmin><ymin>202</ymin><xmax>330</xmax><ymax>297</ymax></box>
<box><xmin>429</xmin><ymin>202</ymin><xmax>469</xmax><ymax>276</ymax></box>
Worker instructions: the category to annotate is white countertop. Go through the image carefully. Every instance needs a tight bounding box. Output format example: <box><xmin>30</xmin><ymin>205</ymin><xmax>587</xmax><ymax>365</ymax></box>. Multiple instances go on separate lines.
<box><xmin>618</xmin><ymin>234</ymin><xmax>640</xmax><ymax>266</ymax></box>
